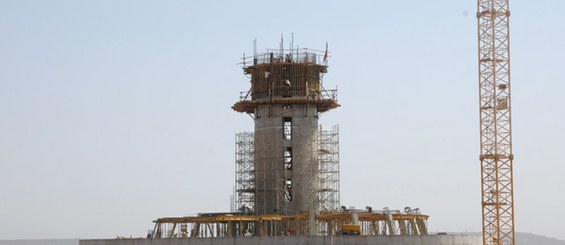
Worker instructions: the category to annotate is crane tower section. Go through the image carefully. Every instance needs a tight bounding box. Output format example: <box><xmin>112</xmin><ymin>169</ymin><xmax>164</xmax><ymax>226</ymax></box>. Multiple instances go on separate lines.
<box><xmin>477</xmin><ymin>1</ymin><xmax>515</xmax><ymax>245</ymax></box>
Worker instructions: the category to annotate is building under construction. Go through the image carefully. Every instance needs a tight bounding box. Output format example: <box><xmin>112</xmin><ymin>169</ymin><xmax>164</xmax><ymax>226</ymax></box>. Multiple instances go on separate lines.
<box><xmin>146</xmin><ymin>45</ymin><xmax>431</xmax><ymax>238</ymax></box>
<box><xmin>80</xmin><ymin>43</ymin><xmax>482</xmax><ymax>245</ymax></box>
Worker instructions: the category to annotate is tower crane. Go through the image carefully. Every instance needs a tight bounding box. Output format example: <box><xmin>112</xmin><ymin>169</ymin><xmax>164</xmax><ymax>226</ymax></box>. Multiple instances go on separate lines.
<box><xmin>476</xmin><ymin>1</ymin><xmax>515</xmax><ymax>245</ymax></box>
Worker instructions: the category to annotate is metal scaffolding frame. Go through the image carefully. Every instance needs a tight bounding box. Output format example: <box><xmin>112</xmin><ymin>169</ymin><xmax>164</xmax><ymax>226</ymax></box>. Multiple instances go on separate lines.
<box><xmin>235</xmin><ymin>132</ymin><xmax>255</xmax><ymax>213</ymax></box>
<box><xmin>235</xmin><ymin>125</ymin><xmax>340</xmax><ymax>217</ymax></box>
<box><xmin>318</xmin><ymin>124</ymin><xmax>340</xmax><ymax>212</ymax></box>
<box><xmin>150</xmin><ymin>211</ymin><xmax>428</xmax><ymax>239</ymax></box>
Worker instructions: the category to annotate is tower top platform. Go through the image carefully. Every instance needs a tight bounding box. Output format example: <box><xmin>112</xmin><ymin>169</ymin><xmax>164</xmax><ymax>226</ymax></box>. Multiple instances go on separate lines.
<box><xmin>233</xmin><ymin>48</ymin><xmax>339</xmax><ymax>113</ymax></box>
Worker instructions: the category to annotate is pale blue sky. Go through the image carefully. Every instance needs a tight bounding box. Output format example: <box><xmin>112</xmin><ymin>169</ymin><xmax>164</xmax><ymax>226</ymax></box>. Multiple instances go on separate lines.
<box><xmin>1</xmin><ymin>0</ymin><xmax>564</xmax><ymax>241</ymax></box>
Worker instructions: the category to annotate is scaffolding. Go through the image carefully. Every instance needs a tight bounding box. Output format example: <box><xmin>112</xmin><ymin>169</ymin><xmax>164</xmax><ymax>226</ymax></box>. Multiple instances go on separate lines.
<box><xmin>150</xmin><ymin>210</ymin><xmax>428</xmax><ymax>239</ymax></box>
<box><xmin>318</xmin><ymin>125</ymin><xmax>340</xmax><ymax>212</ymax></box>
<box><xmin>235</xmin><ymin>132</ymin><xmax>255</xmax><ymax>214</ymax></box>
<box><xmin>235</xmin><ymin>125</ymin><xmax>340</xmax><ymax>217</ymax></box>
<box><xmin>232</xmin><ymin>49</ymin><xmax>339</xmax><ymax>115</ymax></box>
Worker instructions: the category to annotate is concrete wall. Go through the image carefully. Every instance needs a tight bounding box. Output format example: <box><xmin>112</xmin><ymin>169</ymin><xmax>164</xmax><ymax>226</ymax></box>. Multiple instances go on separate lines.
<box><xmin>81</xmin><ymin>234</ymin><xmax>481</xmax><ymax>245</ymax></box>
<box><xmin>0</xmin><ymin>239</ymin><xmax>79</xmax><ymax>245</ymax></box>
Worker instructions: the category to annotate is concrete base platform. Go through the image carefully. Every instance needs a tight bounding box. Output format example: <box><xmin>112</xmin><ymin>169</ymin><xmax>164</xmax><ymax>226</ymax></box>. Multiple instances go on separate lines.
<box><xmin>81</xmin><ymin>234</ymin><xmax>481</xmax><ymax>245</ymax></box>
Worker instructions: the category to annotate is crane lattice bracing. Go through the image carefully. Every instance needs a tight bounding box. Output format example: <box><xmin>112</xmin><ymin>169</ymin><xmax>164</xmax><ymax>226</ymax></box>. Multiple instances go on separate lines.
<box><xmin>477</xmin><ymin>1</ymin><xmax>515</xmax><ymax>245</ymax></box>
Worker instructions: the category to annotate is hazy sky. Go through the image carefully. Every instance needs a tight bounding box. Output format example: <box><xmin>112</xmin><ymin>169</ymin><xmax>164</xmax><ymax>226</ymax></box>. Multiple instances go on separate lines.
<box><xmin>1</xmin><ymin>0</ymin><xmax>564</xmax><ymax>241</ymax></box>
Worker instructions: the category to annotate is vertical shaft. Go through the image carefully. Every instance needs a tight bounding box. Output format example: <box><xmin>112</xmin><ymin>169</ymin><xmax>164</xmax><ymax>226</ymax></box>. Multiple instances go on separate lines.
<box><xmin>477</xmin><ymin>1</ymin><xmax>515</xmax><ymax>245</ymax></box>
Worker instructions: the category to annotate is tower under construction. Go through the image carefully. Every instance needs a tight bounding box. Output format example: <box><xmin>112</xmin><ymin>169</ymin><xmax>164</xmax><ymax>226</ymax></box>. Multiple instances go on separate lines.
<box><xmin>232</xmin><ymin>47</ymin><xmax>340</xmax><ymax>218</ymax></box>
<box><xmin>232</xmin><ymin>46</ymin><xmax>340</xmax><ymax>234</ymax></box>
<box><xmin>115</xmin><ymin>41</ymin><xmax>468</xmax><ymax>242</ymax></box>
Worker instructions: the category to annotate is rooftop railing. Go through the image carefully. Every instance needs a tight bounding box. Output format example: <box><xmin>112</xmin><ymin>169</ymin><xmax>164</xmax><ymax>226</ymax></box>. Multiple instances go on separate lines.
<box><xmin>239</xmin><ymin>48</ymin><xmax>329</xmax><ymax>68</ymax></box>
<box><xmin>238</xmin><ymin>88</ymin><xmax>338</xmax><ymax>102</ymax></box>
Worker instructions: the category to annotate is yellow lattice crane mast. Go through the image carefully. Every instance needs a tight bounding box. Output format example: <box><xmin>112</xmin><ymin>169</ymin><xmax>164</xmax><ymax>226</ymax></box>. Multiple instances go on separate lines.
<box><xmin>476</xmin><ymin>1</ymin><xmax>515</xmax><ymax>245</ymax></box>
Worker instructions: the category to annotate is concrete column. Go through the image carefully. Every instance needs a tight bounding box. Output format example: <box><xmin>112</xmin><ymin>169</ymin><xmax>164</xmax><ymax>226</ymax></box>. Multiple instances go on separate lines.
<box><xmin>254</xmin><ymin>105</ymin><xmax>319</xmax><ymax>215</ymax></box>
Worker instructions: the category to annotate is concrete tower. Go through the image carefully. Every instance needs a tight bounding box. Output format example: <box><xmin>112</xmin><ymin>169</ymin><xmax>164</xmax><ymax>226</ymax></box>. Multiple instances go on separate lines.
<box><xmin>233</xmin><ymin>46</ymin><xmax>339</xmax><ymax>218</ymax></box>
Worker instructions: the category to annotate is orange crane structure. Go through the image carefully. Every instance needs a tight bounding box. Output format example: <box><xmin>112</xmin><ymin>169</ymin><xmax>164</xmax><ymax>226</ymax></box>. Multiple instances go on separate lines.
<box><xmin>477</xmin><ymin>1</ymin><xmax>515</xmax><ymax>245</ymax></box>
